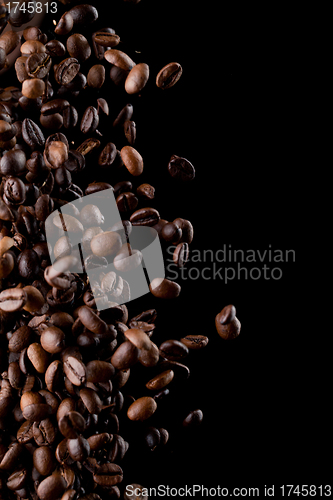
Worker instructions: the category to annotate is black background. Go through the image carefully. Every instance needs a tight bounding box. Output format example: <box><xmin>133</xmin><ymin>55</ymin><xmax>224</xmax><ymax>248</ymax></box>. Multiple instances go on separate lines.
<box><xmin>2</xmin><ymin>0</ymin><xmax>327</xmax><ymax>495</ymax></box>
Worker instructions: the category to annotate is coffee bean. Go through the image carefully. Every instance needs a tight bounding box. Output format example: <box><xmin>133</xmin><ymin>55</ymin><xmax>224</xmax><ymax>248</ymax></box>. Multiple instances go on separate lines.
<box><xmin>136</xmin><ymin>183</ymin><xmax>155</xmax><ymax>200</ymax></box>
<box><xmin>81</xmin><ymin>105</ymin><xmax>99</xmax><ymax>134</ymax></box>
<box><xmin>124</xmin><ymin>328</ymin><xmax>152</xmax><ymax>350</ymax></box>
<box><xmin>41</xmin><ymin>326</ymin><xmax>66</xmax><ymax>354</ymax></box>
<box><xmin>26</xmin><ymin>52</ymin><xmax>52</xmax><ymax>78</ymax></box>
<box><xmin>183</xmin><ymin>409</ymin><xmax>204</xmax><ymax>427</ymax></box>
<box><xmin>0</xmin><ymin>442</ymin><xmax>25</xmax><ymax>471</ymax></box>
<box><xmin>159</xmin><ymin>339</ymin><xmax>189</xmax><ymax>361</ymax></box>
<box><xmin>15</xmin><ymin>56</ymin><xmax>30</xmax><ymax>83</ymax></box>
<box><xmin>78</xmin><ymin>305</ymin><xmax>109</xmax><ymax>335</ymax></box>
<box><xmin>130</xmin><ymin>207</ymin><xmax>160</xmax><ymax>226</ymax></box>
<box><xmin>156</xmin><ymin>62</ymin><xmax>183</xmax><ymax>89</ymax></box>
<box><xmin>125</xmin><ymin>63</ymin><xmax>149</xmax><ymax>94</ymax></box>
<box><xmin>22</xmin><ymin>118</ymin><xmax>45</xmax><ymax>148</ymax></box>
<box><xmin>37</xmin><ymin>472</ymin><xmax>67</xmax><ymax>500</ymax></box>
<box><xmin>146</xmin><ymin>369</ymin><xmax>174</xmax><ymax>390</ymax></box>
<box><xmin>45</xmin><ymin>39</ymin><xmax>66</xmax><ymax>58</ymax></box>
<box><xmin>116</xmin><ymin>192</ymin><xmax>138</xmax><ymax>212</ymax></box>
<box><xmin>68</xmin><ymin>4</ymin><xmax>98</xmax><ymax>26</ymax></box>
<box><xmin>17</xmin><ymin>248</ymin><xmax>40</xmax><ymax>280</ymax></box>
<box><xmin>173</xmin><ymin>242</ymin><xmax>189</xmax><ymax>267</ymax></box>
<box><xmin>86</xmin><ymin>360</ymin><xmax>115</xmax><ymax>383</ymax></box>
<box><xmin>98</xmin><ymin>141</ymin><xmax>117</xmax><ymax>167</ymax></box>
<box><xmin>45</xmin><ymin>360</ymin><xmax>63</xmax><ymax>393</ymax></box>
<box><xmin>104</xmin><ymin>49</ymin><xmax>135</xmax><ymax>70</ymax></box>
<box><xmin>0</xmin><ymin>149</ymin><xmax>26</xmax><ymax>176</ymax></box>
<box><xmin>21</xmin><ymin>40</ymin><xmax>46</xmax><ymax>56</ymax></box>
<box><xmin>127</xmin><ymin>396</ymin><xmax>157</xmax><ymax>421</ymax></box>
<box><xmin>33</xmin><ymin>446</ymin><xmax>55</xmax><ymax>476</ymax></box>
<box><xmin>0</xmin><ymin>287</ymin><xmax>27</xmax><ymax>312</ymax></box>
<box><xmin>54</xmin><ymin>12</ymin><xmax>74</xmax><ymax>36</ymax></box>
<box><xmin>180</xmin><ymin>335</ymin><xmax>209</xmax><ymax>349</ymax></box>
<box><xmin>0</xmin><ymin>31</ymin><xmax>21</xmax><ymax>55</ymax></box>
<box><xmin>58</xmin><ymin>411</ymin><xmax>86</xmax><ymax>439</ymax></box>
<box><xmin>217</xmin><ymin>304</ymin><xmax>236</xmax><ymax>324</ymax></box>
<box><xmin>120</xmin><ymin>145</ymin><xmax>143</xmax><ymax>176</ymax></box>
<box><xmin>27</xmin><ymin>342</ymin><xmax>49</xmax><ymax>373</ymax></box>
<box><xmin>173</xmin><ymin>218</ymin><xmax>194</xmax><ymax>244</ymax></box>
<box><xmin>93</xmin><ymin>463</ymin><xmax>123</xmax><ymax>487</ymax></box>
<box><xmin>95</xmin><ymin>32</ymin><xmax>120</xmax><ymax>47</ymax></box>
<box><xmin>63</xmin><ymin>356</ymin><xmax>86</xmax><ymax>386</ymax></box>
<box><xmin>55</xmin><ymin>58</ymin><xmax>80</xmax><ymax>86</ymax></box>
<box><xmin>168</xmin><ymin>154</ymin><xmax>195</xmax><ymax>181</ymax></box>
<box><xmin>149</xmin><ymin>278</ymin><xmax>181</xmax><ymax>299</ymax></box>
<box><xmin>9</xmin><ymin>0</ymin><xmax>36</xmax><ymax>27</ymax></box>
<box><xmin>67</xmin><ymin>435</ymin><xmax>90</xmax><ymax>462</ymax></box>
<box><xmin>90</xmin><ymin>231</ymin><xmax>122</xmax><ymax>257</ymax></box>
<box><xmin>161</xmin><ymin>222</ymin><xmax>182</xmax><ymax>243</ymax></box>
<box><xmin>33</xmin><ymin>418</ymin><xmax>57</xmax><ymax>446</ymax></box>
<box><xmin>41</xmin><ymin>98</ymin><xmax>70</xmax><ymax>116</ymax></box>
<box><xmin>111</xmin><ymin>341</ymin><xmax>139</xmax><ymax>370</ymax></box>
<box><xmin>67</xmin><ymin>33</ymin><xmax>91</xmax><ymax>61</ymax></box>
<box><xmin>79</xmin><ymin>387</ymin><xmax>103</xmax><ymax>414</ymax></box>
<box><xmin>87</xmin><ymin>64</ymin><xmax>105</xmax><ymax>88</ymax></box>
<box><xmin>63</xmin><ymin>106</ymin><xmax>79</xmax><ymax>129</ymax></box>
<box><xmin>8</xmin><ymin>325</ymin><xmax>33</xmax><ymax>353</ymax></box>
<box><xmin>215</xmin><ymin>315</ymin><xmax>241</xmax><ymax>340</ymax></box>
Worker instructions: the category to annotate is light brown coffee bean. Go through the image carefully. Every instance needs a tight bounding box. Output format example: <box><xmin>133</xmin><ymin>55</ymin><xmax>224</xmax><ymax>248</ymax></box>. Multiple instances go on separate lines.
<box><xmin>110</xmin><ymin>341</ymin><xmax>139</xmax><ymax>370</ymax></box>
<box><xmin>104</xmin><ymin>49</ymin><xmax>135</xmax><ymax>70</ymax></box>
<box><xmin>20</xmin><ymin>40</ymin><xmax>46</xmax><ymax>56</ymax></box>
<box><xmin>41</xmin><ymin>327</ymin><xmax>66</xmax><ymax>354</ymax></box>
<box><xmin>215</xmin><ymin>315</ymin><xmax>241</xmax><ymax>340</ymax></box>
<box><xmin>0</xmin><ymin>288</ymin><xmax>27</xmax><ymax>312</ymax></box>
<box><xmin>146</xmin><ymin>369</ymin><xmax>174</xmax><ymax>391</ymax></box>
<box><xmin>125</xmin><ymin>63</ymin><xmax>149</xmax><ymax>94</ymax></box>
<box><xmin>149</xmin><ymin>278</ymin><xmax>181</xmax><ymax>299</ymax></box>
<box><xmin>124</xmin><ymin>328</ymin><xmax>151</xmax><ymax>350</ymax></box>
<box><xmin>22</xmin><ymin>285</ymin><xmax>46</xmax><ymax>313</ymax></box>
<box><xmin>180</xmin><ymin>335</ymin><xmax>209</xmax><ymax>349</ymax></box>
<box><xmin>27</xmin><ymin>343</ymin><xmax>50</xmax><ymax>373</ymax></box>
<box><xmin>79</xmin><ymin>387</ymin><xmax>103</xmax><ymax>414</ymax></box>
<box><xmin>120</xmin><ymin>145</ymin><xmax>143</xmax><ymax>176</ymax></box>
<box><xmin>22</xmin><ymin>78</ymin><xmax>45</xmax><ymax>99</ymax></box>
<box><xmin>63</xmin><ymin>356</ymin><xmax>86</xmax><ymax>386</ymax></box>
<box><xmin>90</xmin><ymin>231</ymin><xmax>122</xmax><ymax>257</ymax></box>
<box><xmin>127</xmin><ymin>397</ymin><xmax>157</xmax><ymax>421</ymax></box>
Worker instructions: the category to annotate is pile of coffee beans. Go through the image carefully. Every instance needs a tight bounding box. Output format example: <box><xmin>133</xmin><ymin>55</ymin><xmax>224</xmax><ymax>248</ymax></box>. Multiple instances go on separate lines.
<box><xmin>0</xmin><ymin>2</ymin><xmax>226</xmax><ymax>499</ymax></box>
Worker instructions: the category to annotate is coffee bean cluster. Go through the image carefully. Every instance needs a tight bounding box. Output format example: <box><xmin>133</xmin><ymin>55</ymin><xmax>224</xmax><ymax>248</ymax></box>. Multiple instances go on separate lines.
<box><xmin>0</xmin><ymin>2</ymin><xmax>213</xmax><ymax>499</ymax></box>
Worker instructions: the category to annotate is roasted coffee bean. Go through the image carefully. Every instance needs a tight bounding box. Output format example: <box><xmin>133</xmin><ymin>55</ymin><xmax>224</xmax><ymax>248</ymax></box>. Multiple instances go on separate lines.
<box><xmin>161</xmin><ymin>222</ymin><xmax>182</xmax><ymax>243</ymax></box>
<box><xmin>26</xmin><ymin>52</ymin><xmax>52</xmax><ymax>78</ymax></box>
<box><xmin>215</xmin><ymin>314</ymin><xmax>241</xmax><ymax>340</ymax></box>
<box><xmin>98</xmin><ymin>141</ymin><xmax>117</xmax><ymax>167</ymax></box>
<box><xmin>79</xmin><ymin>387</ymin><xmax>103</xmax><ymax>414</ymax></box>
<box><xmin>159</xmin><ymin>339</ymin><xmax>189</xmax><ymax>361</ymax></box>
<box><xmin>95</xmin><ymin>32</ymin><xmax>120</xmax><ymax>47</ymax></box>
<box><xmin>6</xmin><ymin>466</ymin><xmax>28</xmax><ymax>490</ymax></box>
<box><xmin>54</xmin><ymin>12</ymin><xmax>74</xmax><ymax>36</ymax></box>
<box><xmin>45</xmin><ymin>39</ymin><xmax>66</xmax><ymax>57</ymax></box>
<box><xmin>149</xmin><ymin>278</ymin><xmax>180</xmax><ymax>299</ymax></box>
<box><xmin>33</xmin><ymin>418</ymin><xmax>57</xmax><ymax>446</ymax></box>
<box><xmin>81</xmin><ymin>106</ymin><xmax>99</xmax><ymax>134</ymax></box>
<box><xmin>35</xmin><ymin>194</ymin><xmax>54</xmax><ymax>221</ymax></box>
<box><xmin>168</xmin><ymin>154</ymin><xmax>195</xmax><ymax>181</ymax></box>
<box><xmin>123</xmin><ymin>119</ymin><xmax>136</xmax><ymax>145</ymax></box>
<box><xmin>17</xmin><ymin>248</ymin><xmax>40</xmax><ymax>280</ymax></box>
<box><xmin>130</xmin><ymin>207</ymin><xmax>160</xmax><ymax>226</ymax></box>
<box><xmin>55</xmin><ymin>58</ymin><xmax>80</xmax><ymax>86</ymax></box>
<box><xmin>37</xmin><ymin>472</ymin><xmax>67</xmax><ymax>500</ymax></box>
<box><xmin>15</xmin><ymin>56</ymin><xmax>29</xmax><ymax>82</ymax></box>
<box><xmin>0</xmin><ymin>149</ymin><xmax>26</xmax><ymax>176</ymax></box>
<box><xmin>124</xmin><ymin>328</ymin><xmax>151</xmax><ymax>350</ymax></box>
<box><xmin>68</xmin><ymin>4</ymin><xmax>98</xmax><ymax>25</ymax></box>
<box><xmin>182</xmin><ymin>409</ymin><xmax>203</xmax><ymax>427</ymax></box>
<box><xmin>41</xmin><ymin>326</ymin><xmax>66</xmax><ymax>354</ymax></box>
<box><xmin>110</xmin><ymin>65</ymin><xmax>130</xmax><ymax>86</ymax></box>
<box><xmin>120</xmin><ymin>145</ymin><xmax>143</xmax><ymax>176</ymax></box>
<box><xmin>217</xmin><ymin>304</ymin><xmax>236</xmax><ymax>324</ymax></box>
<box><xmin>173</xmin><ymin>241</ymin><xmax>189</xmax><ymax>267</ymax></box>
<box><xmin>67</xmin><ymin>435</ymin><xmax>90</xmax><ymax>462</ymax></box>
<box><xmin>136</xmin><ymin>183</ymin><xmax>155</xmax><ymax>200</ymax></box>
<box><xmin>87</xmin><ymin>432</ymin><xmax>111</xmax><ymax>451</ymax></box>
<box><xmin>8</xmin><ymin>325</ymin><xmax>32</xmax><ymax>353</ymax></box>
<box><xmin>180</xmin><ymin>335</ymin><xmax>209</xmax><ymax>349</ymax></box>
<box><xmin>9</xmin><ymin>0</ymin><xmax>36</xmax><ymax>27</ymax></box>
<box><xmin>0</xmin><ymin>287</ymin><xmax>27</xmax><ymax>312</ymax></box>
<box><xmin>86</xmin><ymin>360</ymin><xmax>115</xmax><ymax>383</ymax></box>
<box><xmin>0</xmin><ymin>442</ymin><xmax>25</xmax><ymax>471</ymax></box>
<box><xmin>97</xmin><ymin>97</ymin><xmax>109</xmax><ymax>115</ymax></box>
<box><xmin>87</xmin><ymin>64</ymin><xmax>105</xmax><ymax>88</ymax></box>
<box><xmin>3</xmin><ymin>176</ymin><xmax>26</xmax><ymax>204</ymax></box>
<box><xmin>173</xmin><ymin>218</ymin><xmax>194</xmax><ymax>244</ymax></box>
<box><xmin>41</xmin><ymin>98</ymin><xmax>70</xmax><ymax>116</ymax></box>
<box><xmin>146</xmin><ymin>369</ymin><xmax>174</xmax><ymax>391</ymax></box>
<box><xmin>111</xmin><ymin>341</ymin><xmax>139</xmax><ymax>370</ymax></box>
<box><xmin>125</xmin><ymin>63</ymin><xmax>149</xmax><ymax>94</ymax></box>
<box><xmin>156</xmin><ymin>62</ymin><xmax>183</xmax><ymax>89</ymax></box>
<box><xmin>104</xmin><ymin>49</ymin><xmax>135</xmax><ymax>70</ymax></box>
<box><xmin>63</xmin><ymin>105</ymin><xmax>79</xmax><ymax>129</ymax></box>
<box><xmin>127</xmin><ymin>396</ymin><xmax>157</xmax><ymax>421</ymax></box>
<box><xmin>67</xmin><ymin>33</ymin><xmax>91</xmax><ymax>61</ymax></box>
<box><xmin>33</xmin><ymin>446</ymin><xmax>55</xmax><ymax>476</ymax></box>
<box><xmin>63</xmin><ymin>356</ymin><xmax>86</xmax><ymax>386</ymax></box>
<box><xmin>116</xmin><ymin>192</ymin><xmax>138</xmax><ymax>212</ymax></box>
<box><xmin>27</xmin><ymin>342</ymin><xmax>49</xmax><ymax>373</ymax></box>
<box><xmin>21</xmin><ymin>40</ymin><xmax>46</xmax><ymax>56</ymax></box>
<box><xmin>45</xmin><ymin>360</ymin><xmax>63</xmax><ymax>393</ymax></box>
<box><xmin>93</xmin><ymin>463</ymin><xmax>123</xmax><ymax>487</ymax></box>
<box><xmin>0</xmin><ymin>30</ymin><xmax>21</xmax><ymax>55</ymax></box>
<box><xmin>58</xmin><ymin>411</ymin><xmax>86</xmax><ymax>439</ymax></box>
<box><xmin>90</xmin><ymin>230</ymin><xmax>122</xmax><ymax>257</ymax></box>
<box><xmin>78</xmin><ymin>305</ymin><xmax>109</xmax><ymax>335</ymax></box>
<box><xmin>22</xmin><ymin>118</ymin><xmax>45</xmax><ymax>148</ymax></box>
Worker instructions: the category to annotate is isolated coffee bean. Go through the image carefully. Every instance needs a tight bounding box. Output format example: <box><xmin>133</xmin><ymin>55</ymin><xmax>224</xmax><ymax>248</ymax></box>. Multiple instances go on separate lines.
<box><xmin>173</xmin><ymin>242</ymin><xmax>189</xmax><ymax>267</ymax></box>
<box><xmin>94</xmin><ymin>32</ymin><xmax>120</xmax><ymax>47</ymax></box>
<box><xmin>87</xmin><ymin>64</ymin><xmax>105</xmax><ymax>88</ymax></box>
<box><xmin>17</xmin><ymin>248</ymin><xmax>40</xmax><ymax>280</ymax></box>
<box><xmin>4</xmin><ymin>176</ymin><xmax>26</xmax><ymax>204</ymax></box>
<box><xmin>180</xmin><ymin>335</ymin><xmax>209</xmax><ymax>349</ymax></box>
<box><xmin>130</xmin><ymin>207</ymin><xmax>160</xmax><ymax>226</ymax></box>
<box><xmin>125</xmin><ymin>62</ymin><xmax>149</xmax><ymax>94</ymax></box>
<box><xmin>137</xmin><ymin>183</ymin><xmax>155</xmax><ymax>200</ymax></box>
<box><xmin>146</xmin><ymin>369</ymin><xmax>174</xmax><ymax>391</ymax></box>
<box><xmin>127</xmin><ymin>397</ymin><xmax>157</xmax><ymax>421</ymax></box>
<box><xmin>67</xmin><ymin>33</ymin><xmax>91</xmax><ymax>61</ymax></box>
<box><xmin>168</xmin><ymin>154</ymin><xmax>195</xmax><ymax>181</ymax></box>
<box><xmin>183</xmin><ymin>409</ymin><xmax>204</xmax><ymax>427</ymax></box>
<box><xmin>81</xmin><ymin>106</ymin><xmax>99</xmax><ymax>134</ymax></box>
<box><xmin>120</xmin><ymin>145</ymin><xmax>143</xmax><ymax>176</ymax></box>
<box><xmin>173</xmin><ymin>218</ymin><xmax>194</xmax><ymax>244</ymax></box>
<box><xmin>217</xmin><ymin>304</ymin><xmax>236</xmax><ymax>324</ymax></box>
<box><xmin>159</xmin><ymin>339</ymin><xmax>189</xmax><ymax>361</ymax></box>
<box><xmin>156</xmin><ymin>62</ymin><xmax>183</xmax><ymax>89</ymax></box>
<box><xmin>149</xmin><ymin>278</ymin><xmax>181</xmax><ymax>299</ymax></box>
<box><xmin>215</xmin><ymin>315</ymin><xmax>241</xmax><ymax>340</ymax></box>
